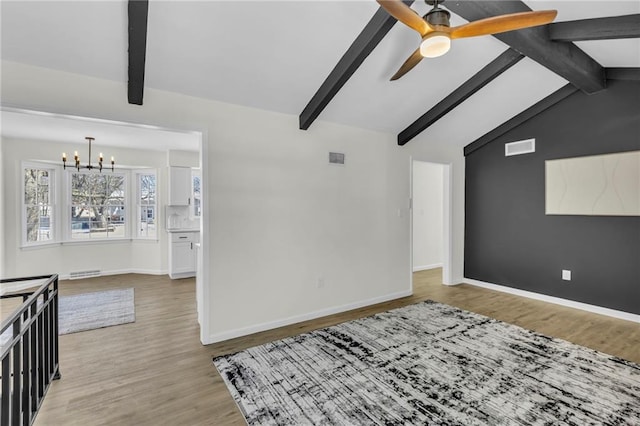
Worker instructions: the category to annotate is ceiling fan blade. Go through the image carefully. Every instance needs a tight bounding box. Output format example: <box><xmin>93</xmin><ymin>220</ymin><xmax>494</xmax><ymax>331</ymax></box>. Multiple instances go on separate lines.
<box><xmin>377</xmin><ymin>0</ymin><xmax>432</xmax><ymax>36</ymax></box>
<box><xmin>390</xmin><ymin>48</ymin><xmax>423</xmax><ymax>80</ymax></box>
<box><xmin>450</xmin><ymin>10</ymin><xmax>557</xmax><ymax>39</ymax></box>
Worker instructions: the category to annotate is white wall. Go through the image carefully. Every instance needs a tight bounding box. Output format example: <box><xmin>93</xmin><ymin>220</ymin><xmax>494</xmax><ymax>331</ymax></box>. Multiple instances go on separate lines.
<box><xmin>167</xmin><ymin>149</ymin><xmax>199</xmax><ymax>168</ymax></box>
<box><xmin>412</xmin><ymin>161</ymin><xmax>443</xmax><ymax>271</ymax></box>
<box><xmin>0</xmin><ymin>137</ymin><xmax>169</xmax><ymax>278</ymax></box>
<box><xmin>0</xmin><ymin>61</ymin><xmax>468</xmax><ymax>344</ymax></box>
<box><xmin>0</xmin><ymin>137</ymin><xmax>4</xmax><ymax>277</ymax></box>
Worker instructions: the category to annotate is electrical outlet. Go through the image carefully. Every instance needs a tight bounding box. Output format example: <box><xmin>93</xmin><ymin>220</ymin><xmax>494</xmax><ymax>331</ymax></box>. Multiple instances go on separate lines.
<box><xmin>562</xmin><ymin>270</ymin><xmax>571</xmax><ymax>281</ymax></box>
<box><xmin>317</xmin><ymin>277</ymin><xmax>325</xmax><ymax>289</ymax></box>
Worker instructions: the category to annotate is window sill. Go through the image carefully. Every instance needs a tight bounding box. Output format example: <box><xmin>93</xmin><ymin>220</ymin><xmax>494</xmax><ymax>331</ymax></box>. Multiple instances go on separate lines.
<box><xmin>21</xmin><ymin>238</ymin><xmax>159</xmax><ymax>250</ymax></box>
<box><xmin>61</xmin><ymin>238</ymin><xmax>131</xmax><ymax>246</ymax></box>
<box><xmin>20</xmin><ymin>242</ymin><xmax>61</xmax><ymax>251</ymax></box>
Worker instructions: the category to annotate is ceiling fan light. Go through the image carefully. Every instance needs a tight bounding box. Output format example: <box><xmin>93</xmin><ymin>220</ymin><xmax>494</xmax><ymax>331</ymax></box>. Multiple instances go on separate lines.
<box><xmin>420</xmin><ymin>32</ymin><xmax>451</xmax><ymax>58</ymax></box>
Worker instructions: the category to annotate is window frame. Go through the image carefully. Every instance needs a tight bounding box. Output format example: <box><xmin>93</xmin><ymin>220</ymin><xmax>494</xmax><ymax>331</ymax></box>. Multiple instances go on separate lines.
<box><xmin>135</xmin><ymin>169</ymin><xmax>158</xmax><ymax>240</ymax></box>
<box><xmin>21</xmin><ymin>164</ymin><xmax>159</xmax><ymax>247</ymax></box>
<box><xmin>191</xmin><ymin>168</ymin><xmax>201</xmax><ymax>219</ymax></box>
<box><xmin>65</xmin><ymin>168</ymin><xmax>129</xmax><ymax>242</ymax></box>
<box><xmin>21</xmin><ymin>162</ymin><xmax>58</xmax><ymax>247</ymax></box>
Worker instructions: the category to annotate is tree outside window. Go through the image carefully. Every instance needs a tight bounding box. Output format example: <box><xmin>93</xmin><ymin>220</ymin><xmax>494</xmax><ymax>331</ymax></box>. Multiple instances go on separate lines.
<box><xmin>138</xmin><ymin>173</ymin><xmax>157</xmax><ymax>238</ymax></box>
<box><xmin>192</xmin><ymin>172</ymin><xmax>201</xmax><ymax>218</ymax></box>
<box><xmin>24</xmin><ymin>167</ymin><xmax>54</xmax><ymax>243</ymax></box>
<box><xmin>71</xmin><ymin>173</ymin><xmax>126</xmax><ymax>239</ymax></box>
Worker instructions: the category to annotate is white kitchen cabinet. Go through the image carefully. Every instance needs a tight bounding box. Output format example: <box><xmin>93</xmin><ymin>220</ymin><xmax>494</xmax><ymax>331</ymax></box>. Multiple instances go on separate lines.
<box><xmin>169</xmin><ymin>231</ymin><xmax>199</xmax><ymax>279</ymax></box>
<box><xmin>168</xmin><ymin>166</ymin><xmax>192</xmax><ymax>206</ymax></box>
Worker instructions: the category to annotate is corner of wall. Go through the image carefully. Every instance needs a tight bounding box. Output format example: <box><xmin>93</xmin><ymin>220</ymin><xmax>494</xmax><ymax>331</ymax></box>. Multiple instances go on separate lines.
<box><xmin>0</xmin><ymin>137</ymin><xmax>4</xmax><ymax>277</ymax></box>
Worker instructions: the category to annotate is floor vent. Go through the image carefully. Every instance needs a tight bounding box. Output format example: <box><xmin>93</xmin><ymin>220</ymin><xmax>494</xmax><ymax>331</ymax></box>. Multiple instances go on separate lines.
<box><xmin>69</xmin><ymin>270</ymin><xmax>101</xmax><ymax>280</ymax></box>
<box><xmin>505</xmin><ymin>138</ymin><xmax>535</xmax><ymax>156</ymax></box>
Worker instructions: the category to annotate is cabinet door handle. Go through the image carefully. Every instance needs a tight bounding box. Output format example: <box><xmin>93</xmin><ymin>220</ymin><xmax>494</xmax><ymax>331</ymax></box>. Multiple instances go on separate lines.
<box><xmin>188</xmin><ymin>197</ymin><xmax>191</xmax><ymax>205</ymax></box>
<box><xmin>179</xmin><ymin>236</ymin><xmax>188</xmax><ymax>239</ymax></box>
<box><xmin>191</xmin><ymin>242</ymin><xmax>193</xmax><ymax>250</ymax></box>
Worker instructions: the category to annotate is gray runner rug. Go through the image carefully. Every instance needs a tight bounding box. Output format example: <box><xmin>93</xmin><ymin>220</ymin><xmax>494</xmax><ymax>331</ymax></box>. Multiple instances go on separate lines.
<box><xmin>58</xmin><ymin>288</ymin><xmax>135</xmax><ymax>334</ymax></box>
<box><xmin>213</xmin><ymin>300</ymin><xmax>640</xmax><ymax>425</ymax></box>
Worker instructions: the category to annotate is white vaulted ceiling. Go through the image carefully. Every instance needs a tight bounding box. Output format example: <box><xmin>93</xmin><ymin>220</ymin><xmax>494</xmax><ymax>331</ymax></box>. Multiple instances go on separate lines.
<box><xmin>1</xmin><ymin>1</ymin><xmax>639</xmax><ymax>145</ymax></box>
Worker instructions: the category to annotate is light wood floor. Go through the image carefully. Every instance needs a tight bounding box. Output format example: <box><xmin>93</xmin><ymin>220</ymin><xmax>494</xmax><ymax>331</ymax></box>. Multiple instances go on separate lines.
<box><xmin>27</xmin><ymin>269</ymin><xmax>639</xmax><ymax>425</ymax></box>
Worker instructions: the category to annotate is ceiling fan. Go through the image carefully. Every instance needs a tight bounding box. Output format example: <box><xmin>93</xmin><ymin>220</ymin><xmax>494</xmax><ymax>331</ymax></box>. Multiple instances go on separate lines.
<box><xmin>378</xmin><ymin>0</ymin><xmax>558</xmax><ymax>80</ymax></box>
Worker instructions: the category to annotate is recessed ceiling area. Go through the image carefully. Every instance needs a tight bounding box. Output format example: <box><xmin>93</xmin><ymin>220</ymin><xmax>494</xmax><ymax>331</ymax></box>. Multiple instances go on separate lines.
<box><xmin>0</xmin><ymin>109</ymin><xmax>200</xmax><ymax>152</ymax></box>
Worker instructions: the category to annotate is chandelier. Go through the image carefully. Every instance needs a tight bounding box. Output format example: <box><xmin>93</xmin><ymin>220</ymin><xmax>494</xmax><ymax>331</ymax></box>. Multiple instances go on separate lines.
<box><xmin>62</xmin><ymin>137</ymin><xmax>114</xmax><ymax>172</ymax></box>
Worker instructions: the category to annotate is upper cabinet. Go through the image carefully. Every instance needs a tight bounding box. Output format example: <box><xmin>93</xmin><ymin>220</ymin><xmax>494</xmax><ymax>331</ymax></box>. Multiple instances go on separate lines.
<box><xmin>168</xmin><ymin>166</ymin><xmax>192</xmax><ymax>206</ymax></box>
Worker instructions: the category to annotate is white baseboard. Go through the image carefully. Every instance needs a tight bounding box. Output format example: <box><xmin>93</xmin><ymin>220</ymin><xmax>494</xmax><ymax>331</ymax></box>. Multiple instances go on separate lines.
<box><xmin>59</xmin><ymin>268</ymin><xmax>166</xmax><ymax>281</ymax></box>
<box><xmin>464</xmin><ymin>278</ymin><xmax>640</xmax><ymax>324</ymax></box>
<box><xmin>413</xmin><ymin>263</ymin><xmax>442</xmax><ymax>272</ymax></box>
<box><xmin>169</xmin><ymin>271</ymin><xmax>196</xmax><ymax>280</ymax></box>
<box><xmin>130</xmin><ymin>268</ymin><xmax>167</xmax><ymax>276</ymax></box>
<box><xmin>203</xmin><ymin>289</ymin><xmax>413</xmax><ymax>345</ymax></box>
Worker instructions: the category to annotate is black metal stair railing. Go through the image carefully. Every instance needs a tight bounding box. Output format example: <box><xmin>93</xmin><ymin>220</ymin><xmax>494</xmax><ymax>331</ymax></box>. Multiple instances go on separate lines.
<box><xmin>0</xmin><ymin>275</ymin><xmax>61</xmax><ymax>426</ymax></box>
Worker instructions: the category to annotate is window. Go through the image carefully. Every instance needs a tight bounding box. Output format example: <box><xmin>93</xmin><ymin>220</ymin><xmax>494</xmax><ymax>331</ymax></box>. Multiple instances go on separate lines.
<box><xmin>137</xmin><ymin>172</ymin><xmax>157</xmax><ymax>238</ymax></box>
<box><xmin>192</xmin><ymin>170</ymin><xmax>201</xmax><ymax>218</ymax></box>
<box><xmin>23</xmin><ymin>165</ymin><xmax>55</xmax><ymax>245</ymax></box>
<box><xmin>70</xmin><ymin>172</ymin><xmax>126</xmax><ymax>239</ymax></box>
<box><xmin>22</xmin><ymin>164</ymin><xmax>157</xmax><ymax>245</ymax></box>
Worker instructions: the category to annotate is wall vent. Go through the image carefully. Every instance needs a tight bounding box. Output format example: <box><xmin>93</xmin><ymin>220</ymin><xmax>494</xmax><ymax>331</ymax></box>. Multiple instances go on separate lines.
<box><xmin>69</xmin><ymin>270</ymin><xmax>101</xmax><ymax>280</ymax></box>
<box><xmin>505</xmin><ymin>138</ymin><xmax>535</xmax><ymax>157</ymax></box>
<box><xmin>329</xmin><ymin>152</ymin><xmax>345</xmax><ymax>165</ymax></box>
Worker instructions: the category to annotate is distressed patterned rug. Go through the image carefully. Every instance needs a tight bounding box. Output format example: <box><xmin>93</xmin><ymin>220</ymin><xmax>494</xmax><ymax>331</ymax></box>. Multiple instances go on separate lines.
<box><xmin>58</xmin><ymin>288</ymin><xmax>135</xmax><ymax>334</ymax></box>
<box><xmin>213</xmin><ymin>300</ymin><xmax>640</xmax><ymax>425</ymax></box>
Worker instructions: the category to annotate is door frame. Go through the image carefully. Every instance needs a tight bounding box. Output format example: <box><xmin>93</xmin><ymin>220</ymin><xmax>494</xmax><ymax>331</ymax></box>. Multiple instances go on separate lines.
<box><xmin>409</xmin><ymin>158</ymin><xmax>453</xmax><ymax>289</ymax></box>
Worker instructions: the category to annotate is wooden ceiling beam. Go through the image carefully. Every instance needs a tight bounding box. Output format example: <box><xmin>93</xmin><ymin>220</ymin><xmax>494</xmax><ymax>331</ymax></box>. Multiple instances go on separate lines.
<box><xmin>299</xmin><ymin>1</ymin><xmax>414</xmax><ymax>130</ymax></box>
<box><xmin>445</xmin><ymin>1</ymin><xmax>606</xmax><ymax>94</ymax></box>
<box><xmin>464</xmin><ymin>83</ymin><xmax>578</xmax><ymax>156</ymax></box>
<box><xmin>128</xmin><ymin>0</ymin><xmax>149</xmax><ymax>106</ymax></box>
<box><xmin>606</xmin><ymin>68</ymin><xmax>640</xmax><ymax>81</ymax></box>
<box><xmin>549</xmin><ymin>14</ymin><xmax>640</xmax><ymax>42</ymax></box>
<box><xmin>398</xmin><ymin>48</ymin><xmax>524</xmax><ymax>146</ymax></box>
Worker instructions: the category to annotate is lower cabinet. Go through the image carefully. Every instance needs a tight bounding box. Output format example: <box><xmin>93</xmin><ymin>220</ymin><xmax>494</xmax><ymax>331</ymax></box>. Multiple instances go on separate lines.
<box><xmin>169</xmin><ymin>231</ymin><xmax>199</xmax><ymax>279</ymax></box>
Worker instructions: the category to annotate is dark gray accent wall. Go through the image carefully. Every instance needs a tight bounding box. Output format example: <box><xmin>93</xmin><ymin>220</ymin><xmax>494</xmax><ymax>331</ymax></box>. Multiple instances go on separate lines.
<box><xmin>464</xmin><ymin>79</ymin><xmax>640</xmax><ymax>315</ymax></box>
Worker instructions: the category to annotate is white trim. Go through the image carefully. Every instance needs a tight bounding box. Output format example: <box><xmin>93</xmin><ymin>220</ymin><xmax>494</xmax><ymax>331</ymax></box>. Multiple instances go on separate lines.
<box><xmin>20</xmin><ymin>238</ymin><xmax>160</xmax><ymax>249</ymax></box>
<box><xmin>464</xmin><ymin>278</ymin><xmax>640</xmax><ymax>324</ymax></box>
<box><xmin>1</xmin><ymin>106</ymin><xmax>201</xmax><ymax>139</ymax></box>
<box><xmin>409</xmin><ymin>158</ymin><xmax>414</xmax><ymax>295</ymax></box>
<box><xmin>57</xmin><ymin>268</ymin><xmax>166</xmax><ymax>281</ymax></box>
<box><xmin>409</xmin><ymin>159</ymin><xmax>453</xmax><ymax>287</ymax></box>
<box><xmin>441</xmin><ymin>164</ymin><xmax>453</xmax><ymax>285</ymax></box>
<box><xmin>134</xmin><ymin>169</ymin><xmax>159</xmax><ymax>240</ymax></box>
<box><xmin>129</xmin><ymin>268</ymin><xmax>167</xmax><ymax>276</ymax></box>
<box><xmin>169</xmin><ymin>271</ymin><xmax>196</xmax><ymax>280</ymax></box>
<box><xmin>203</xmin><ymin>289</ymin><xmax>413</xmax><ymax>345</ymax></box>
<box><xmin>197</xmin><ymin>129</ymin><xmax>210</xmax><ymax>346</ymax></box>
<box><xmin>413</xmin><ymin>263</ymin><xmax>443</xmax><ymax>272</ymax></box>
<box><xmin>19</xmin><ymin>241</ymin><xmax>61</xmax><ymax>251</ymax></box>
<box><xmin>61</xmin><ymin>238</ymin><xmax>131</xmax><ymax>246</ymax></box>
<box><xmin>21</xmin><ymin>161</ymin><xmax>58</xmax><ymax>247</ymax></box>
<box><xmin>65</xmin><ymin>168</ymin><xmax>129</xmax><ymax>241</ymax></box>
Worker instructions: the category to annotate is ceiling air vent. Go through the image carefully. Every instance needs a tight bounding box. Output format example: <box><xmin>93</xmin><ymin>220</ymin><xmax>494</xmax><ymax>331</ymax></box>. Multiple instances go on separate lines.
<box><xmin>329</xmin><ymin>152</ymin><xmax>345</xmax><ymax>165</ymax></box>
<box><xmin>505</xmin><ymin>138</ymin><xmax>535</xmax><ymax>157</ymax></box>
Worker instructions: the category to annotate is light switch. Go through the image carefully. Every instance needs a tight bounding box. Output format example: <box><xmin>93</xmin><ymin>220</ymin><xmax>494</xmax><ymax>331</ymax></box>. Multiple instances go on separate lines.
<box><xmin>562</xmin><ymin>270</ymin><xmax>571</xmax><ymax>281</ymax></box>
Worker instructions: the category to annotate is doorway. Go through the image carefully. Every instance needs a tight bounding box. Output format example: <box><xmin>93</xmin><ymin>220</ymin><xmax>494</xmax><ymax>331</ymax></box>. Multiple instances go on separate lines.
<box><xmin>410</xmin><ymin>160</ymin><xmax>452</xmax><ymax>287</ymax></box>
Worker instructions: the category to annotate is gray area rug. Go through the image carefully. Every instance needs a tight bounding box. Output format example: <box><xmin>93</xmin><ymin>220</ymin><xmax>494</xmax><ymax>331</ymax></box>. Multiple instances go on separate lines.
<box><xmin>213</xmin><ymin>300</ymin><xmax>640</xmax><ymax>425</ymax></box>
<box><xmin>1</xmin><ymin>288</ymin><xmax>135</xmax><ymax>348</ymax></box>
<box><xmin>58</xmin><ymin>288</ymin><xmax>135</xmax><ymax>334</ymax></box>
